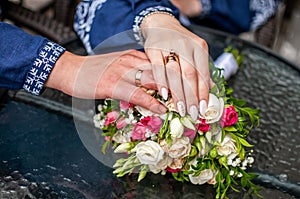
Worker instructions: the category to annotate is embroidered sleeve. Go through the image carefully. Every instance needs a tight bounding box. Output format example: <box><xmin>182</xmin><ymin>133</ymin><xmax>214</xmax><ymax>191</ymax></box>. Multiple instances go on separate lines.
<box><xmin>250</xmin><ymin>0</ymin><xmax>282</xmax><ymax>30</ymax></box>
<box><xmin>132</xmin><ymin>6</ymin><xmax>175</xmax><ymax>45</ymax></box>
<box><xmin>23</xmin><ymin>41</ymin><xmax>65</xmax><ymax>95</ymax></box>
<box><xmin>199</xmin><ymin>0</ymin><xmax>212</xmax><ymax>18</ymax></box>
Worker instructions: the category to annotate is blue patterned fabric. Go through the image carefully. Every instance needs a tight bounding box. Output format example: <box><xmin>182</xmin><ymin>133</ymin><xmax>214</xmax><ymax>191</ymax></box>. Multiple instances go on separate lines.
<box><xmin>192</xmin><ymin>0</ymin><xmax>282</xmax><ymax>34</ymax></box>
<box><xmin>0</xmin><ymin>22</ymin><xmax>65</xmax><ymax>94</ymax></box>
<box><xmin>74</xmin><ymin>0</ymin><xmax>179</xmax><ymax>54</ymax></box>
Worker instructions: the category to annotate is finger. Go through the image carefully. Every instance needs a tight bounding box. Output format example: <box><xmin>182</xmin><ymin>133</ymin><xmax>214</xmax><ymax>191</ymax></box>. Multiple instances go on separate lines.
<box><xmin>194</xmin><ymin>47</ymin><xmax>210</xmax><ymax>116</ymax></box>
<box><xmin>122</xmin><ymin>69</ymin><xmax>157</xmax><ymax>89</ymax></box>
<box><xmin>111</xmin><ymin>80</ymin><xmax>167</xmax><ymax>114</ymax></box>
<box><xmin>145</xmin><ymin>48</ymin><xmax>169</xmax><ymax>100</ymax></box>
<box><xmin>180</xmin><ymin>58</ymin><xmax>199</xmax><ymax>121</ymax></box>
<box><xmin>127</xmin><ymin>49</ymin><xmax>149</xmax><ymax>60</ymax></box>
<box><xmin>165</xmin><ymin>60</ymin><xmax>186</xmax><ymax>117</ymax></box>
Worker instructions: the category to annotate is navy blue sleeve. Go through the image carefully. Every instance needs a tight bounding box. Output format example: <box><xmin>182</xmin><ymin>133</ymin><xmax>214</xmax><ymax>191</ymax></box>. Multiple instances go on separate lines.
<box><xmin>0</xmin><ymin>22</ymin><xmax>65</xmax><ymax>94</ymax></box>
<box><xmin>193</xmin><ymin>0</ymin><xmax>282</xmax><ymax>34</ymax></box>
<box><xmin>74</xmin><ymin>0</ymin><xmax>179</xmax><ymax>54</ymax></box>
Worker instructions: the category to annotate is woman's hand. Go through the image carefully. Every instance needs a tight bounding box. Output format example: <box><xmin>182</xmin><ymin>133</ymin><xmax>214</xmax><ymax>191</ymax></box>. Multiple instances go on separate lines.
<box><xmin>45</xmin><ymin>50</ymin><xmax>167</xmax><ymax>114</ymax></box>
<box><xmin>140</xmin><ymin>13</ymin><xmax>212</xmax><ymax>120</ymax></box>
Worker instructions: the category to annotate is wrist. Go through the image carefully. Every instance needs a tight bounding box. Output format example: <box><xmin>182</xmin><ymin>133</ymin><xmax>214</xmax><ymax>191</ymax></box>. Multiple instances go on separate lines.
<box><xmin>132</xmin><ymin>6</ymin><xmax>175</xmax><ymax>45</ymax></box>
<box><xmin>45</xmin><ymin>51</ymin><xmax>85</xmax><ymax>96</ymax></box>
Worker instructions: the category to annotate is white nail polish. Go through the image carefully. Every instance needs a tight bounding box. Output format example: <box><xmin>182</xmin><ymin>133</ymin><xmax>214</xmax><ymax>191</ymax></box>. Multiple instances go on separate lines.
<box><xmin>177</xmin><ymin>101</ymin><xmax>186</xmax><ymax>117</ymax></box>
<box><xmin>161</xmin><ymin>87</ymin><xmax>168</xmax><ymax>100</ymax></box>
<box><xmin>189</xmin><ymin>105</ymin><xmax>198</xmax><ymax>121</ymax></box>
<box><xmin>199</xmin><ymin>100</ymin><xmax>207</xmax><ymax>116</ymax></box>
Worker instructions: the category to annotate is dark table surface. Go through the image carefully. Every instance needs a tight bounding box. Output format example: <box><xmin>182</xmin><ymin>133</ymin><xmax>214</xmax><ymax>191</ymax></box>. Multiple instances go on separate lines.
<box><xmin>0</xmin><ymin>26</ymin><xmax>300</xmax><ymax>199</ymax></box>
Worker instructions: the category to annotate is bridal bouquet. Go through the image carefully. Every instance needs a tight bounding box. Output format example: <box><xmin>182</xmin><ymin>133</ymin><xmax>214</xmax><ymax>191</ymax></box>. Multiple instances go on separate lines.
<box><xmin>93</xmin><ymin>48</ymin><xmax>261</xmax><ymax>198</ymax></box>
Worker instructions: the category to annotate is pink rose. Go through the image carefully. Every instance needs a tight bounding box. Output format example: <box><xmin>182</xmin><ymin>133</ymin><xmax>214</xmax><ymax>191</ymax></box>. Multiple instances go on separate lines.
<box><xmin>132</xmin><ymin>122</ymin><xmax>147</xmax><ymax>141</ymax></box>
<box><xmin>120</xmin><ymin>100</ymin><xmax>133</xmax><ymax>111</ymax></box>
<box><xmin>104</xmin><ymin>111</ymin><xmax>119</xmax><ymax>126</ymax></box>
<box><xmin>220</xmin><ymin>106</ymin><xmax>238</xmax><ymax>127</ymax></box>
<box><xmin>147</xmin><ymin>116</ymin><xmax>162</xmax><ymax>134</ymax></box>
<box><xmin>196</xmin><ymin>119</ymin><xmax>210</xmax><ymax>132</ymax></box>
<box><xmin>140</xmin><ymin>116</ymin><xmax>162</xmax><ymax>134</ymax></box>
<box><xmin>116</xmin><ymin>118</ymin><xmax>126</xmax><ymax>129</ymax></box>
<box><xmin>183</xmin><ymin>129</ymin><xmax>196</xmax><ymax>140</ymax></box>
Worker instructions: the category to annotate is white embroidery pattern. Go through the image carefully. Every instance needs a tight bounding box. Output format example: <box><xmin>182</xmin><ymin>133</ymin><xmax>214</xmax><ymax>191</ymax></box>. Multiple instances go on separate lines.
<box><xmin>199</xmin><ymin>0</ymin><xmax>212</xmax><ymax>18</ymax></box>
<box><xmin>250</xmin><ymin>0</ymin><xmax>279</xmax><ymax>30</ymax></box>
<box><xmin>132</xmin><ymin>6</ymin><xmax>174</xmax><ymax>45</ymax></box>
<box><xmin>23</xmin><ymin>41</ymin><xmax>65</xmax><ymax>95</ymax></box>
<box><xmin>74</xmin><ymin>0</ymin><xmax>107</xmax><ymax>54</ymax></box>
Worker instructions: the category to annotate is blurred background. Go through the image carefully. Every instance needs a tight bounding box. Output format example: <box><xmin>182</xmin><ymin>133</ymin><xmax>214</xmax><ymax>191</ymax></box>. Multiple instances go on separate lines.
<box><xmin>1</xmin><ymin>0</ymin><xmax>300</xmax><ymax>67</ymax></box>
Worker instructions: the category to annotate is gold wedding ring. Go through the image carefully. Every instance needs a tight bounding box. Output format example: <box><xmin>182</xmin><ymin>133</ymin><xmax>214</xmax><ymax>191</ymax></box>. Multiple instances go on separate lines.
<box><xmin>164</xmin><ymin>49</ymin><xmax>180</xmax><ymax>65</ymax></box>
<box><xmin>135</xmin><ymin>70</ymin><xmax>143</xmax><ymax>87</ymax></box>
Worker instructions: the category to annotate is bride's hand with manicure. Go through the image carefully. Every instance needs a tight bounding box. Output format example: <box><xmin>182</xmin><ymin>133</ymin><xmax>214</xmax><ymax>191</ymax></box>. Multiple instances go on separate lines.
<box><xmin>45</xmin><ymin>50</ymin><xmax>167</xmax><ymax>114</ymax></box>
<box><xmin>140</xmin><ymin>13</ymin><xmax>213</xmax><ymax>120</ymax></box>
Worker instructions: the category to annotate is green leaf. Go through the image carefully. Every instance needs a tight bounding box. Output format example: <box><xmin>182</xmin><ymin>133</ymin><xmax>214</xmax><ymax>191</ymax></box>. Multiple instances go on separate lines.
<box><xmin>224</xmin><ymin>126</ymin><xmax>237</xmax><ymax>132</ymax></box>
<box><xmin>238</xmin><ymin>137</ymin><xmax>254</xmax><ymax>147</ymax></box>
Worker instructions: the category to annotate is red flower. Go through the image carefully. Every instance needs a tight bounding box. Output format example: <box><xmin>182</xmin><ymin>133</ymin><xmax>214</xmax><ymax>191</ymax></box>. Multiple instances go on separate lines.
<box><xmin>196</xmin><ymin>119</ymin><xmax>210</xmax><ymax>132</ymax></box>
<box><xmin>166</xmin><ymin>167</ymin><xmax>181</xmax><ymax>173</ymax></box>
<box><xmin>220</xmin><ymin>105</ymin><xmax>238</xmax><ymax>127</ymax></box>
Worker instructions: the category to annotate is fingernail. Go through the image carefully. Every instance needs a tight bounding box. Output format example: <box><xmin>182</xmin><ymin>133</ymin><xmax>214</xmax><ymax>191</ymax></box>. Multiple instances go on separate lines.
<box><xmin>177</xmin><ymin>101</ymin><xmax>186</xmax><ymax>117</ymax></box>
<box><xmin>161</xmin><ymin>87</ymin><xmax>168</xmax><ymax>100</ymax></box>
<box><xmin>189</xmin><ymin>105</ymin><xmax>198</xmax><ymax>121</ymax></box>
<box><xmin>199</xmin><ymin>100</ymin><xmax>207</xmax><ymax>116</ymax></box>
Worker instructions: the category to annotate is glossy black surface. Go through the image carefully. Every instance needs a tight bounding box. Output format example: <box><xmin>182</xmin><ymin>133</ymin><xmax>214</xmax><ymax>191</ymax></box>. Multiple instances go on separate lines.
<box><xmin>1</xmin><ymin>26</ymin><xmax>300</xmax><ymax>198</ymax></box>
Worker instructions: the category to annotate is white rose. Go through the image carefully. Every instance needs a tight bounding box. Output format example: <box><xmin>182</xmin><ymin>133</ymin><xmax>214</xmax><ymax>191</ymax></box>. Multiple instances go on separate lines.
<box><xmin>217</xmin><ymin>134</ymin><xmax>237</xmax><ymax>156</ymax></box>
<box><xmin>169</xmin><ymin>158</ymin><xmax>185</xmax><ymax>170</ymax></box>
<box><xmin>170</xmin><ymin>117</ymin><xmax>184</xmax><ymax>139</ymax></box>
<box><xmin>199</xmin><ymin>93</ymin><xmax>224</xmax><ymax>124</ymax></box>
<box><xmin>149</xmin><ymin>155</ymin><xmax>173</xmax><ymax>174</ymax></box>
<box><xmin>189</xmin><ymin>169</ymin><xmax>214</xmax><ymax>185</ymax></box>
<box><xmin>168</xmin><ymin>137</ymin><xmax>191</xmax><ymax>159</ymax></box>
<box><xmin>135</xmin><ymin>140</ymin><xmax>164</xmax><ymax>165</ymax></box>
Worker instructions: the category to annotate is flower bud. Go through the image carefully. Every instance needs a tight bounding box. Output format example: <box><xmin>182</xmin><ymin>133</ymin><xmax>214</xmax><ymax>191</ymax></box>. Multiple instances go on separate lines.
<box><xmin>209</xmin><ymin>148</ymin><xmax>218</xmax><ymax>158</ymax></box>
<box><xmin>114</xmin><ymin>143</ymin><xmax>132</xmax><ymax>153</ymax></box>
<box><xmin>170</xmin><ymin>117</ymin><xmax>184</xmax><ymax>139</ymax></box>
<box><xmin>218</xmin><ymin>156</ymin><xmax>228</xmax><ymax>169</ymax></box>
<box><xmin>181</xmin><ymin>117</ymin><xmax>196</xmax><ymax>130</ymax></box>
<box><xmin>189</xmin><ymin>146</ymin><xmax>198</xmax><ymax>157</ymax></box>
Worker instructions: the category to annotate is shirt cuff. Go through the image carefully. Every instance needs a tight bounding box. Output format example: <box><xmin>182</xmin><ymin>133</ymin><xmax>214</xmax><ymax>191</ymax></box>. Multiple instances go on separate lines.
<box><xmin>23</xmin><ymin>41</ymin><xmax>65</xmax><ymax>95</ymax></box>
<box><xmin>133</xmin><ymin>6</ymin><xmax>175</xmax><ymax>45</ymax></box>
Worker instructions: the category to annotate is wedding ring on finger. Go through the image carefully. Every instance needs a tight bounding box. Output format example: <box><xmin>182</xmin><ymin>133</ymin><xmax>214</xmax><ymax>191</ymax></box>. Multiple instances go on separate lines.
<box><xmin>164</xmin><ymin>49</ymin><xmax>180</xmax><ymax>65</ymax></box>
<box><xmin>135</xmin><ymin>70</ymin><xmax>143</xmax><ymax>87</ymax></box>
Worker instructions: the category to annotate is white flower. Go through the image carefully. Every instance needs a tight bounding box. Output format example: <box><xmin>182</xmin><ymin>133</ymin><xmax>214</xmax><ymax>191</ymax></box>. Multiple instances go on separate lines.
<box><xmin>112</xmin><ymin>131</ymin><xmax>132</xmax><ymax>143</ymax></box>
<box><xmin>181</xmin><ymin>117</ymin><xmax>196</xmax><ymax>130</ymax></box>
<box><xmin>217</xmin><ymin>134</ymin><xmax>237</xmax><ymax>157</ymax></box>
<box><xmin>135</xmin><ymin>140</ymin><xmax>164</xmax><ymax>165</ymax></box>
<box><xmin>229</xmin><ymin>170</ymin><xmax>235</xmax><ymax>176</ymax></box>
<box><xmin>135</xmin><ymin>106</ymin><xmax>155</xmax><ymax>117</ymax></box>
<box><xmin>199</xmin><ymin>93</ymin><xmax>224</xmax><ymax>124</ymax></box>
<box><xmin>170</xmin><ymin>117</ymin><xmax>184</xmax><ymax>139</ymax></box>
<box><xmin>237</xmin><ymin>173</ymin><xmax>243</xmax><ymax>178</ymax></box>
<box><xmin>114</xmin><ymin>142</ymin><xmax>132</xmax><ymax>153</ymax></box>
<box><xmin>189</xmin><ymin>169</ymin><xmax>214</xmax><ymax>185</ymax></box>
<box><xmin>168</xmin><ymin>137</ymin><xmax>191</xmax><ymax>159</ymax></box>
<box><xmin>149</xmin><ymin>155</ymin><xmax>173</xmax><ymax>174</ymax></box>
<box><xmin>247</xmin><ymin>157</ymin><xmax>254</xmax><ymax>164</ymax></box>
